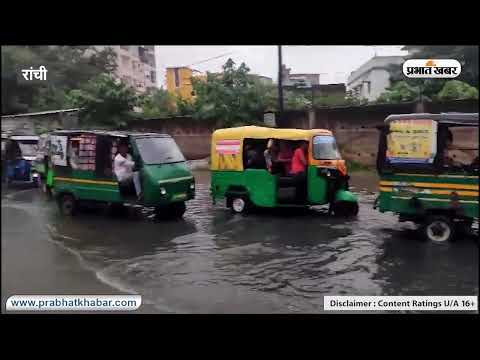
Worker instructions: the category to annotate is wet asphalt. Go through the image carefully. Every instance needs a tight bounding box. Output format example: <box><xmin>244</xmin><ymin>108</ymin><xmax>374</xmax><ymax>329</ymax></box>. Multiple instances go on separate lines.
<box><xmin>1</xmin><ymin>171</ymin><xmax>478</xmax><ymax>313</ymax></box>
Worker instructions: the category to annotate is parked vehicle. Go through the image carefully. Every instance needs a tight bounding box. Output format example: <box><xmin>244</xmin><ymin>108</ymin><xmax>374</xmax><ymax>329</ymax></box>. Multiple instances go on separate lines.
<box><xmin>2</xmin><ymin>135</ymin><xmax>40</xmax><ymax>187</ymax></box>
<box><xmin>210</xmin><ymin>126</ymin><xmax>358</xmax><ymax>215</ymax></box>
<box><xmin>34</xmin><ymin>133</ymin><xmax>54</xmax><ymax>196</ymax></box>
<box><xmin>375</xmin><ymin>113</ymin><xmax>479</xmax><ymax>242</ymax></box>
<box><xmin>48</xmin><ymin>130</ymin><xmax>195</xmax><ymax>218</ymax></box>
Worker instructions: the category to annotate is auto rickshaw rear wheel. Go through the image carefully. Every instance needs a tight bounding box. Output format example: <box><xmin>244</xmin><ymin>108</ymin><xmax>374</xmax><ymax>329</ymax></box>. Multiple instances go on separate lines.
<box><xmin>455</xmin><ymin>220</ymin><xmax>473</xmax><ymax>240</ymax></box>
<box><xmin>421</xmin><ymin>215</ymin><xmax>455</xmax><ymax>243</ymax></box>
<box><xmin>59</xmin><ymin>194</ymin><xmax>77</xmax><ymax>216</ymax></box>
<box><xmin>44</xmin><ymin>184</ymin><xmax>53</xmax><ymax>199</ymax></box>
<box><xmin>230</xmin><ymin>196</ymin><xmax>251</xmax><ymax>214</ymax></box>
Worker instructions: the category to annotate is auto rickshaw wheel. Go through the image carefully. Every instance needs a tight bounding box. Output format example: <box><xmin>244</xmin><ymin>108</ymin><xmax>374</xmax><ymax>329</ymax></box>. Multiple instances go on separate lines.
<box><xmin>170</xmin><ymin>201</ymin><xmax>186</xmax><ymax>218</ymax></box>
<box><xmin>59</xmin><ymin>194</ymin><xmax>77</xmax><ymax>216</ymax></box>
<box><xmin>154</xmin><ymin>202</ymin><xmax>186</xmax><ymax>220</ymax></box>
<box><xmin>331</xmin><ymin>201</ymin><xmax>359</xmax><ymax>217</ymax></box>
<box><xmin>455</xmin><ymin>220</ymin><xmax>473</xmax><ymax>240</ymax></box>
<box><xmin>230</xmin><ymin>196</ymin><xmax>250</xmax><ymax>214</ymax></box>
<box><xmin>421</xmin><ymin>215</ymin><xmax>455</xmax><ymax>243</ymax></box>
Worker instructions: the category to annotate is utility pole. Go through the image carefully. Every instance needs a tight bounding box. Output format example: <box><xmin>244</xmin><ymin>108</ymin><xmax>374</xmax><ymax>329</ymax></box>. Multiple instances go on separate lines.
<box><xmin>278</xmin><ymin>45</ymin><xmax>284</xmax><ymax>118</ymax></box>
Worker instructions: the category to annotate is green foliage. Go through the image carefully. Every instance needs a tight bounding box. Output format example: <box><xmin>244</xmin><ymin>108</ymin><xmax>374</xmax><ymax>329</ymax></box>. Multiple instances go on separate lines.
<box><xmin>138</xmin><ymin>88</ymin><xmax>177</xmax><ymax>118</ymax></box>
<box><xmin>377</xmin><ymin>81</ymin><xmax>419</xmax><ymax>103</ymax></box>
<box><xmin>284</xmin><ymin>89</ymin><xmax>311</xmax><ymax>109</ymax></box>
<box><xmin>172</xmin><ymin>96</ymin><xmax>194</xmax><ymax>116</ymax></box>
<box><xmin>66</xmin><ymin>74</ymin><xmax>138</xmax><ymax>127</ymax></box>
<box><xmin>314</xmin><ymin>94</ymin><xmax>351</xmax><ymax>107</ymax></box>
<box><xmin>1</xmin><ymin>46</ymin><xmax>117</xmax><ymax>115</ymax></box>
<box><xmin>187</xmin><ymin>59</ymin><xmax>272</xmax><ymax>126</ymax></box>
<box><xmin>437</xmin><ymin>80</ymin><xmax>479</xmax><ymax>100</ymax></box>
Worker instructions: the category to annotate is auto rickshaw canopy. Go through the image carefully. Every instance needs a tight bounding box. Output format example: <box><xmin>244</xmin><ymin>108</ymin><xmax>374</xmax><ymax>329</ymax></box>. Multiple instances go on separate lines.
<box><xmin>212</xmin><ymin>126</ymin><xmax>332</xmax><ymax>142</ymax></box>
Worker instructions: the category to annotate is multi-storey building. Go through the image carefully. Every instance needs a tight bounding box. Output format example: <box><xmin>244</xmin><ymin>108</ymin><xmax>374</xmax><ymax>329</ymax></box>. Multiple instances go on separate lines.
<box><xmin>347</xmin><ymin>56</ymin><xmax>405</xmax><ymax>101</ymax></box>
<box><xmin>96</xmin><ymin>45</ymin><xmax>157</xmax><ymax>93</ymax></box>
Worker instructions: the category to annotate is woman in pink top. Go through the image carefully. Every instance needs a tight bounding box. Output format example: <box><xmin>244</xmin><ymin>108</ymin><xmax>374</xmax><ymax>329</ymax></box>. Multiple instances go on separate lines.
<box><xmin>277</xmin><ymin>141</ymin><xmax>293</xmax><ymax>175</ymax></box>
<box><xmin>290</xmin><ymin>142</ymin><xmax>308</xmax><ymax>175</ymax></box>
<box><xmin>289</xmin><ymin>142</ymin><xmax>308</xmax><ymax>202</ymax></box>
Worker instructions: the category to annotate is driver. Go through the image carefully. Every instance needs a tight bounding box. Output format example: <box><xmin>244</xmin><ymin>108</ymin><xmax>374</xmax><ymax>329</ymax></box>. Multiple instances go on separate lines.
<box><xmin>114</xmin><ymin>142</ymin><xmax>142</xmax><ymax>199</ymax></box>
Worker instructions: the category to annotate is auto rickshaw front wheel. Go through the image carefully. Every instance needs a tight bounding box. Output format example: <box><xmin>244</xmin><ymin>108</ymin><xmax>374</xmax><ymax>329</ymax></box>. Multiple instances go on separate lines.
<box><xmin>58</xmin><ymin>194</ymin><xmax>77</xmax><ymax>216</ymax></box>
<box><xmin>331</xmin><ymin>201</ymin><xmax>359</xmax><ymax>217</ymax></box>
<box><xmin>154</xmin><ymin>201</ymin><xmax>186</xmax><ymax>220</ymax></box>
<box><xmin>421</xmin><ymin>215</ymin><xmax>455</xmax><ymax>243</ymax></box>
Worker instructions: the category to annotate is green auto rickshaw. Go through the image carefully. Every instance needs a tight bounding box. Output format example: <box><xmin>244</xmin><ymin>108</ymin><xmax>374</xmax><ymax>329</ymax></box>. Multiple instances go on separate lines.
<box><xmin>375</xmin><ymin>113</ymin><xmax>479</xmax><ymax>242</ymax></box>
<box><xmin>210</xmin><ymin>126</ymin><xmax>358</xmax><ymax>215</ymax></box>
<box><xmin>49</xmin><ymin>130</ymin><xmax>195</xmax><ymax>218</ymax></box>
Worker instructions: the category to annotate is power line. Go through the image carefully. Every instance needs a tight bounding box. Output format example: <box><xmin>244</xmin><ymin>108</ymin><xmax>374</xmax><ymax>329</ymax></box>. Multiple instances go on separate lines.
<box><xmin>186</xmin><ymin>51</ymin><xmax>236</xmax><ymax>68</ymax></box>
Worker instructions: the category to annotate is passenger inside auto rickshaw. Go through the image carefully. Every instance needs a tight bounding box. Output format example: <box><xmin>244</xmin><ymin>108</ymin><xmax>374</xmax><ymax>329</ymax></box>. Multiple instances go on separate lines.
<box><xmin>443</xmin><ymin>128</ymin><xmax>479</xmax><ymax>171</ymax></box>
<box><xmin>263</xmin><ymin>139</ymin><xmax>308</xmax><ymax>201</ymax></box>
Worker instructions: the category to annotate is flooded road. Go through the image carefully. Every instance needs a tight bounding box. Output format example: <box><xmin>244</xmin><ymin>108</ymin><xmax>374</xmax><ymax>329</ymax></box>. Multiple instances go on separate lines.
<box><xmin>2</xmin><ymin>170</ymin><xmax>478</xmax><ymax>313</ymax></box>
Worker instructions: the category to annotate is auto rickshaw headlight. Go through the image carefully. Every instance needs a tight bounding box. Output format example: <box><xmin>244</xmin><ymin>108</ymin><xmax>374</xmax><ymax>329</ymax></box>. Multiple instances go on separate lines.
<box><xmin>160</xmin><ymin>187</ymin><xmax>167</xmax><ymax>195</ymax></box>
<box><xmin>190</xmin><ymin>182</ymin><xmax>195</xmax><ymax>190</ymax></box>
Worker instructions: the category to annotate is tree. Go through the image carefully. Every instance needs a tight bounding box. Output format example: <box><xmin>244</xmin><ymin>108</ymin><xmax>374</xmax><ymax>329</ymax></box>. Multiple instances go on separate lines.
<box><xmin>437</xmin><ymin>80</ymin><xmax>479</xmax><ymax>100</ymax></box>
<box><xmin>138</xmin><ymin>88</ymin><xmax>177</xmax><ymax>117</ymax></box>
<box><xmin>189</xmin><ymin>59</ymin><xmax>271</xmax><ymax>126</ymax></box>
<box><xmin>1</xmin><ymin>46</ymin><xmax>117</xmax><ymax>115</ymax></box>
<box><xmin>377</xmin><ymin>81</ymin><xmax>421</xmax><ymax>103</ymax></box>
<box><xmin>66</xmin><ymin>74</ymin><xmax>138</xmax><ymax>127</ymax></box>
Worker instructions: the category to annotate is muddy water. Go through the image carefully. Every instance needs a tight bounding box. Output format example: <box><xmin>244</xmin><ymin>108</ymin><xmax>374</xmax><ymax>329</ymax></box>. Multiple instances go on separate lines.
<box><xmin>3</xmin><ymin>171</ymin><xmax>478</xmax><ymax>313</ymax></box>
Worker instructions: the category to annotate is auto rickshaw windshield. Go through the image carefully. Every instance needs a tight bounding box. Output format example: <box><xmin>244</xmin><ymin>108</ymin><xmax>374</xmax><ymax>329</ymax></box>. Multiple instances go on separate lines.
<box><xmin>313</xmin><ymin>135</ymin><xmax>341</xmax><ymax>160</ymax></box>
<box><xmin>17</xmin><ymin>141</ymin><xmax>38</xmax><ymax>157</ymax></box>
<box><xmin>135</xmin><ymin>137</ymin><xmax>186</xmax><ymax>165</ymax></box>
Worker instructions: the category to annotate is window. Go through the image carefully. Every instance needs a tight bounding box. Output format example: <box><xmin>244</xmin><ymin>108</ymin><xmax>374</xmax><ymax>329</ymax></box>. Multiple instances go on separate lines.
<box><xmin>443</xmin><ymin>125</ymin><xmax>479</xmax><ymax>172</ymax></box>
<box><xmin>174</xmin><ymin>68</ymin><xmax>180</xmax><ymax>88</ymax></box>
<box><xmin>150</xmin><ymin>71</ymin><xmax>156</xmax><ymax>83</ymax></box>
<box><xmin>313</xmin><ymin>136</ymin><xmax>341</xmax><ymax>160</ymax></box>
<box><xmin>135</xmin><ymin>137</ymin><xmax>185</xmax><ymax>165</ymax></box>
<box><xmin>17</xmin><ymin>141</ymin><xmax>38</xmax><ymax>157</ymax></box>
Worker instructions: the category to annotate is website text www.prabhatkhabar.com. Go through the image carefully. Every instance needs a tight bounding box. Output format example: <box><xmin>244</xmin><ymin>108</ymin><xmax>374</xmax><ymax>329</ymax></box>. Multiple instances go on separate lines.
<box><xmin>6</xmin><ymin>295</ymin><xmax>142</xmax><ymax>311</ymax></box>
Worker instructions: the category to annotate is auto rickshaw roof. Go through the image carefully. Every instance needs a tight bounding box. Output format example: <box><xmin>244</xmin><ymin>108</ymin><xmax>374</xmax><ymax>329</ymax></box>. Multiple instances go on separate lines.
<box><xmin>50</xmin><ymin>130</ymin><xmax>172</xmax><ymax>138</ymax></box>
<box><xmin>8</xmin><ymin>135</ymin><xmax>39</xmax><ymax>141</ymax></box>
<box><xmin>212</xmin><ymin>126</ymin><xmax>333</xmax><ymax>141</ymax></box>
<box><xmin>385</xmin><ymin>113</ymin><xmax>479</xmax><ymax>125</ymax></box>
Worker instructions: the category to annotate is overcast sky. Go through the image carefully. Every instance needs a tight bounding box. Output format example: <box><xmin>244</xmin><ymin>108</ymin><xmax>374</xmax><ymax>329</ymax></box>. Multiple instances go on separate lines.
<box><xmin>155</xmin><ymin>45</ymin><xmax>408</xmax><ymax>88</ymax></box>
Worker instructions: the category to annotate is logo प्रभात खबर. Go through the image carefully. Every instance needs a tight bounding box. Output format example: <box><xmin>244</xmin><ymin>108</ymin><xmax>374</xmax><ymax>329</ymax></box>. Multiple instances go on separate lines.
<box><xmin>403</xmin><ymin>59</ymin><xmax>461</xmax><ymax>78</ymax></box>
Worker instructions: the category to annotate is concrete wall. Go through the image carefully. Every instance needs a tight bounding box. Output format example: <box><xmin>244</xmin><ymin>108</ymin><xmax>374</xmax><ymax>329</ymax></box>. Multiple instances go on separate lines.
<box><xmin>128</xmin><ymin>116</ymin><xmax>214</xmax><ymax>160</ymax></box>
<box><xmin>127</xmin><ymin>100</ymin><xmax>478</xmax><ymax>165</ymax></box>
<box><xmin>279</xmin><ymin>100</ymin><xmax>479</xmax><ymax>166</ymax></box>
<box><xmin>1</xmin><ymin>111</ymin><xmax>79</xmax><ymax>135</ymax></box>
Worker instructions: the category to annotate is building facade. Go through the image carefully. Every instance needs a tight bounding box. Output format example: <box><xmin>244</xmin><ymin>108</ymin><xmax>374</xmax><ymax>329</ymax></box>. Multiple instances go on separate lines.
<box><xmin>347</xmin><ymin>56</ymin><xmax>405</xmax><ymax>102</ymax></box>
<box><xmin>281</xmin><ymin>65</ymin><xmax>320</xmax><ymax>87</ymax></box>
<box><xmin>165</xmin><ymin>67</ymin><xmax>199</xmax><ymax>100</ymax></box>
<box><xmin>96</xmin><ymin>45</ymin><xmax>157</xmax><ymax>93</ymax></box>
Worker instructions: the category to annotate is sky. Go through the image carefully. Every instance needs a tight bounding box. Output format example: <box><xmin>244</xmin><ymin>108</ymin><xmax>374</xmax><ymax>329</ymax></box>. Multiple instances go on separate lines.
<box><xmin>154</xmin><ymin>45</ymin><xmax>408</xmax><ymax>88</ymax></box>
